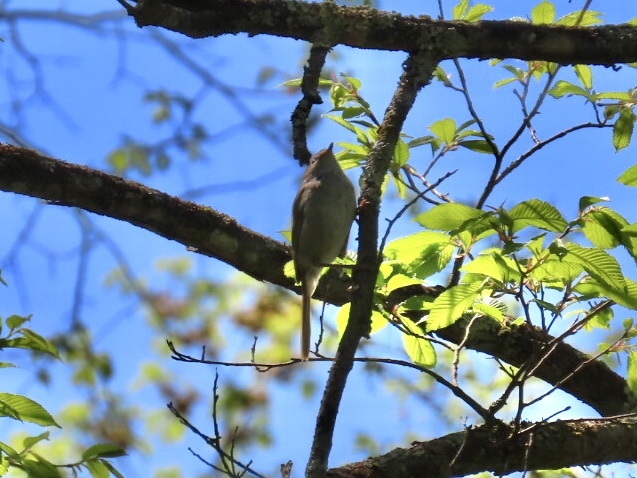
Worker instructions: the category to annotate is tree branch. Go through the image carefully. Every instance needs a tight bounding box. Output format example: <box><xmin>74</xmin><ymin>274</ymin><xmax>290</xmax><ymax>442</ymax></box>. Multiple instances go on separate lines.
<box><xmin>0</xmin><ymin>144</ymin><xmax>631</xmax><ymax>419</ymax></box>
<box><xmin>128</xmin><ymin>0</ymin><xmax>637</xmax><ymax>65</ymax></box>
<box><xmin>326</xmin><ymin>416</ymin><xmax>637</xmax><ymax>478</ymax></box>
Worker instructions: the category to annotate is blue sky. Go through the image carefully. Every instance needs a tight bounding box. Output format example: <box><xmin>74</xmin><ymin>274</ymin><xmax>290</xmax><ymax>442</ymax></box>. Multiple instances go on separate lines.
<box><xmin>1</xmin><ymin>1</ymin><xmax>637</xmax><ymax>476</ymax></box>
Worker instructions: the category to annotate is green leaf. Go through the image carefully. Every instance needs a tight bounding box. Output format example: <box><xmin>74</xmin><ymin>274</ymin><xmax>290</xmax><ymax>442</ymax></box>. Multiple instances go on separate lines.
<box><xmin>579</xmin><ymin>195</ymin><xmax>609</xmax><ymax>212</ymax></box>
<box><xmin>463</xmin><ymin>4</ymin><xmax>494</xmax><ymax>22</ymax></box>
<box><xmin>618</xmin><ymin>164</ymin><xmax>637</xmax><ymax>187</ymax></box>
<box><xmin>556</xmin><ymin>10</ymin><xmax>602</xmax><ymax>27</ymax></box>
<box><xmin>548</xmin><ymin>80</ymin><xmax>591</xmax><ymax>99</ymax></box>
<box><xmin>573</xmin><ymin>64</ymin><xmax>593</xmax><ymax>90</ymax></box>
<box><xmin>0</xmin><ymin>393</ymin><xmax>60</xmax><ymax>427</ymax></box>
<box><xmin>402</xmin><ymin>319</ymin><xmax>436</xmax><ymax>367</ymax></box>
<box><xmin>414</xmin><ymin>204</ymin><xmax>483</xmax><ymax>231</ymax></box>
<box><xmin>452</xmin><ymin>0</ymin><xmax>469</xmax><ymax>20</ymax></box>
<box><xmin>575</xmin><ymin>277</ymin><xmax>637</xmax><ymax>310</ymax></box>
<box><xmin>471</xmin><ymin>302</ymin><xmax>504</xmax><ymax>322</ymax></box>
<box><xmin>82</xmin><ymin>443</ymin><xmax>128</xmax><ymax>461</ymax></box>
<box><xmin>384</xmin><ymin>232</ymin><xmax>454</xmax><ymax>279</ymax></box>
<box><xmin>6</xmin><ymin>314</ymin><xmax>29</xmax><ymax>330</ymax></box>
<box><xmin>5</xmin><ymin>330</ymin><xmax>61</xmax><ymax>358</ymax></box>
<box><xmin>458</xmin><ymin>139</ymin><xmax>495</xmax><ymax>154</ymax></box>
<box><xmin>22</xmin><ymin>455</ymin><xmax>62</xmax><ymax>478</ymax></box>
<box><xmin>461</xmin><ymin>251</ymin><xmax>518</xmax><ymax>284</ymax></box>
<box><xmin>427</xmin><ymin>282</ymin><xmax>482</xmax><ymax>331</ymax></box>
<box><xmin>581</xmin><ymin>208</ymin><xmax>628</xmax><ymax>249</ymax></box>
<box><xmin>22</xmin><ymin>432</ymin><xmax>50</xmax><ymax>450</ymax></box>
<box><xmin>429</xmin><ymin>118</ymin><xmax>456</xmax><ymax>145</ymax></box>
<box><xmin>621</xmin><ymin>223</ymin><xmax>637</xmax><ymax>263</ymax></box>
<box><xmin>613</xmin><ymin>108</ymin><xmax>635</xmax><ymax>152</ymax></box>
<box><xmin>566</xmin><ymin>243</ymin><xmax>626</xmax><ymax>292</ymax></box>
<box><xmin>86</xmin><ymin>460</ymin><xmax>110</xmax><ymax>478</ymax></box>
<box><xmin>393</xmin><ymin>139</ymin><xmax>410</xmax><ymax>167</ymax></box>
<box><xmin>627</xmin><ymin>351</ymin><xmax>637</xmax><ymax>396</ymax></box>
<box><xmin>336</xmin><ymin>303</ymin><xmax>386</xmax><ymax>337</ymax></box>
<box><xmin>508</xmin><ymin>199</ymin><xmax>568</xmax><ymax>233</ymax></box>
<box><xmin>531</xmin><ymin>1</ymin><xmax>555</xmax><ymax>24</ymax></box>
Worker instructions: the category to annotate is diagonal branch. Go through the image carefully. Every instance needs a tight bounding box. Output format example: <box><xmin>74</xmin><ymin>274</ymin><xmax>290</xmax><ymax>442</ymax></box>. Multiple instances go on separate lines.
<box><xmin>306</xmin><ymin>50</ymin><xmax>440</xmax><ymax>477</ymax></box>
<box><xmin>0</xmin><ymin>144</ymin><xmax>632</xmax><ymax>419</ymax></box>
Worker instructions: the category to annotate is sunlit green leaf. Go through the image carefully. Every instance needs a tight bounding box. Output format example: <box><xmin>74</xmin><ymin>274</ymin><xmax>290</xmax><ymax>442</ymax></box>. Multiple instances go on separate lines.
<box><xmin>414</xmin><ymin>204</ymin><xmax>483</xmax><ymax>231</ymax></box>
<box><xmin>613</xmin><ymin>108</ymin><xmax>635</xmax><ymax>151</ymax></box>
<box><xmin>336</xmin><ymin>303</ymin><xmax>386</xmax><ymax>337</ymax></box>
<box><xmin>531</xmin><ymin>1</ymin><xmax>555</xmax><ymax>24</ymax></box>
<box><xmin>618</xmin><ymin>164</ymin><xmax>637</xmax><ymax>187</ymax></box>
<box><xmin>402</xmin><ymin>319</ymin><xmax>436</xmax><ymax>367</ymax></box>
<box><xmin>508</xmin><ymin>199</ymin><xmax>568</xmax><ymax>233</ymax></box>
<box><xmin>427</xmin><ymin>282</ymin><xmax>482</xmax><ymax>331</ymax></box>
<box><xmin>566</xmin><ymin>243</ymin><xmax>626</xmax><ymax>292</ymax></box>
<box><xmin>573</xmin><ymin>65</ymin><xmax>593</xmax><ymax>90</ymax></box>
<box><xmin>579</xmin><ymin>195</ymin><xmax>609</xmax><ymax>212</ymax></box>
<box><xmin>548</xmin><ymin>80</ymin><xmax>591</xmax><ymax>99</ymax></box>
<box><xmin>581</xmin><ymin>208</ymin><xmax>628</xmax><ymax>249</ymax></box>
<box><xmin>429</xmin><ymin>118</ymin><xmax>456</xmax><ymax>145</ymax></box>
<box><xmin>0</xmin><ymin>393</ymin><xmax>60</xmax><ymax>427</ymax></box>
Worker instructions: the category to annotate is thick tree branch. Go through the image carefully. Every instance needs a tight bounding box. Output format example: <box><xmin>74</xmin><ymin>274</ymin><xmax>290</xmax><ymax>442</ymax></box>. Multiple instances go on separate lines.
<box><xmin>0</xmin><ymin>144</ymin><xmax>632</xmax><ymax>419</ymax></box>
<box><xmin>307</xmin><ymin>51</ymin><xmax>439</xmax><ymax>477</ymax></box>
<box><xmin>326</xmin><ymin>416</ymin><xmax>637</xmax><ymax>478</ymax></box>
<box><xmin>128</xmin><ymin>0</ymin><xmax>637</xmax><ymax>65</ymax></box>
<box><xmin>0</xmin><ymin>143</ymin><xmax>292</xmax><ymax>290</ymax></box>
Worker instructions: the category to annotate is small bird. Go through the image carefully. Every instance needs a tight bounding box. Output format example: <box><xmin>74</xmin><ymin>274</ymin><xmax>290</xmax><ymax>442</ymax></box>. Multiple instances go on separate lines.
<box><xmin>292</xmin><ymin>144</ymin><xmax>356</xmax><ymax>361</ymax></box>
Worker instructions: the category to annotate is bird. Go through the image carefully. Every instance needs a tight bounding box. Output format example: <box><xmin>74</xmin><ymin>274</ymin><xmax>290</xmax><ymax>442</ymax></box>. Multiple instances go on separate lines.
<box><xmin>291</xmin><ymin>143</ymin><xmax>356</xmax><ymax>360</ymax></box>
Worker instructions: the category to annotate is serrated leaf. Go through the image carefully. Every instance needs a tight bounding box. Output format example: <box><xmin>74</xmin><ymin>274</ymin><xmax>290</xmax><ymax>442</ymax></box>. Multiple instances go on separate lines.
<box><xmin>531</xmin><ymin>1</ymin><xmax>555</xmax><ymax>24</ymax></box>
<box><xmin>573</xmin><ymin>64</ymin><xmax>593</xmax><ymax>90</ymax></box>
<box><xmin>427</xmin><ymin>282</ymin><xmax>482</xmax><ymax>331</ymax></box>
<box><xmin>429</xmin><ymin>118</ymin><xmax>456</xmax><ymax>145</ymax></box>
<box><xmin>414</xmin><ymin>204</ymin><xmax>483</xmax><ymax>231</ymax></box>
<box><xmin>618</xmin><ymin>164</ymin><xmax>637</xmax><ymax>187</ymax></box>
<box><xmin>0</xmin><ymin>393</ymin><xmax>60</xmax><ymax>427</ymax></box>
<box><xmin>548</xmin><ymin>80</ymin><xmax>591</xmax><ymax>99</ymax></box>
<box><xmin>566</xmin><ymin>243</ymin><xmax>626</xmax><ymax>292</ymax></box>
<box><xmin>613</xmin><ymin>108</ymin><xmax>635</xmax><ymax>152</ymax></box>
<box><xmin>393</xmin><ymin>139</ymin><xmax>410</xmax><ymax>167</ymax></box>
<box><xmin>508</xmin><ymin>199</ymin><xmax>568</xmax><ymax>233</ymax></box>
<box><xmin>452</xmin><ymin>0</ymin><xmax>469</xmax><ymax>20</ymax></box>
<box><xmin>575</xmin><ymin>276</ymin><xmax>637</xmax><ymax>310</ymax></box>
<box><xmin>556</xmin><ymin>10</ymin><xmax>602</xmax><ymax>27</ymax></box>
<box><xmin>581</xmin><ymin>208</ymin><xmax>628</xmax><ymax>249</ymax></box>
<box><xmin>464</xmin><ymin>4</ymin><xmax>494</xmax><ymax>22</ymax></box>
<box><xmin>6</xmin><ymin>330</ymin><xmax>60</xmax><ymax>358</ymax></box>
<box><xmin>385</xmin><ymin>232</ymin><xmax>454</xmax><ymax>279</ymax></box>
<box><xmin>461</xmin><ymin>251</ymin><xmax>518</xmax><ymax>284</ymax></box>
<box><xmin>402</xmin><ymin>319</ymin><xmax>436</xmax><ymax>367</ymax></box>
<box><xmin>471</xmin><ymin>302</ymin><xmax>504</xmax><ymax>322</ymax></box>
